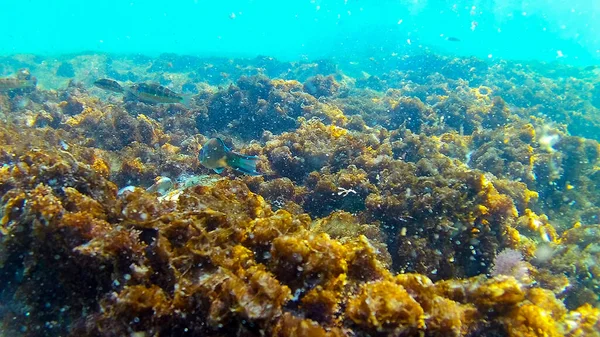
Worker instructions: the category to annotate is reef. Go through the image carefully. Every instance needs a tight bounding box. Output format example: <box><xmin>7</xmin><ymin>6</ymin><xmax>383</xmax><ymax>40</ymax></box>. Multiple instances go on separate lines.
<box><xmin>1</xmin><ymin>52</ymin><xmax>600</xmax><ymax>336</ymax></box>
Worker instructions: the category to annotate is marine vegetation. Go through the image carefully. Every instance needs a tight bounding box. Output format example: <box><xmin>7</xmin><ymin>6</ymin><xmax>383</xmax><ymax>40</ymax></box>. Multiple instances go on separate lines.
<box><xmin>1</xmin><ymin>52</ymin><xmax>600</xmax><ymax>337</ymax></box>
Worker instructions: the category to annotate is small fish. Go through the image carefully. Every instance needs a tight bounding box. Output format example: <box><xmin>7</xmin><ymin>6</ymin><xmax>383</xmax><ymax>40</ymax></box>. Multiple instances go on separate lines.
<box><xmin>199</xmin><ymin>138</ymin><xmax>260</xmax><ymax>176</ymax></box>
<box><xmin>94</xmin><ymin>79</ymin><xmax>190</xmax><ymax>105</ymax></box>
<box><xmin>0</xmin><ymin>78</ymin><xmax>37</xmax><ymax>91</ymax></box>
<box><xmin>117</xmin><ymin>185</ymin><xmax>137</xmax><ymax>196</ymax></box>
<box><xmin>0</xmin><ymin>69</ymin><xmax>37</xmax><ymax>92</ymax></box>
<box><xmin>146</xmin><ymin>176</ymin><xmax>174</xmax><ymax>195</ymax></box>
<box><xmin>446</xmin><ymin>36</ymin><xmax>461</xmax><ymax>42</ymax></box>
<box><xmin>94</xmin><ymin>78</ymin><xmax>124</xmax><ymax>93</ymax></box>
<box><xmin>584</xmin><ymin>65</ymin><xmax>597</xmax><ymax>71</ymax></box>
<box><xmin>128</xmin><ymin>83</ymin><xmax>185</xmax><ymax>104</ymax></box>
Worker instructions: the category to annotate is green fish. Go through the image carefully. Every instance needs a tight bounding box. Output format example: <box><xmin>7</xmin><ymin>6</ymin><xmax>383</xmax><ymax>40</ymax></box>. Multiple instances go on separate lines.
<box><xmin>199</xmin><ymin>138</ymin><xmax>260</xmax><ymax>176</ymax></box>
<box><xmin>94</xmin><ymin>78</ymin><xmax>124</xmax><ymax>93</ymax></box>
<box><xmin>93</xmin><ymin>79</ymin><xmax>190</xmax><ymax>105</ymax></box>
<box><xmin>128</xmin><ymin>83</ymin><xmax>185</xmax><ymax>104</ymax></box>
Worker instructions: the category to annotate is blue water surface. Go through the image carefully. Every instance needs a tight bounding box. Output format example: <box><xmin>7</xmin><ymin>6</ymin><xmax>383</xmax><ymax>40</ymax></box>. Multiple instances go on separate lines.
<box><xmin>0</xmin><ymin>0</ymin><xmax>598</xmax><ymax>64</ymax></box>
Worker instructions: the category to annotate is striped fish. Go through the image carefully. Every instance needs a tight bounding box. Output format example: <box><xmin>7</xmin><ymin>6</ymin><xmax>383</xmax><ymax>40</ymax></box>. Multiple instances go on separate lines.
<box><xmin>0</xmin><ymin>78</ymin><xmax>37</xmax><ymax>91</ymax></box>
<box><xmin>128</xmin><ymin>83</ymin><xmax>184</xmax><ymax>104</ymax></box>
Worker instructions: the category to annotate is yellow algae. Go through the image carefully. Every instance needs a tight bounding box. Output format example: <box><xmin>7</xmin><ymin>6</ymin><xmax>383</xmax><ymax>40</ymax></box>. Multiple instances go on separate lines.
<box><xmin>470</xmin><ymin>85</ymin><xmax>493</xmax><ymax>101</ymax></box>
<box><xmin>328</xmin><ymin>124</ymin><xmax>348</xmax><ymax>138</ymax></box>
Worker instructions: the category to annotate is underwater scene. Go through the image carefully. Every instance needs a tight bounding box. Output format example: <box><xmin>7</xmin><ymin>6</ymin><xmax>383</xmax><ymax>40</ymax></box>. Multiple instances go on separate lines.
<box><xmin>2</xmin><ymin>0</ymin><xmax>600</xmax><ymax>336</ymax></box>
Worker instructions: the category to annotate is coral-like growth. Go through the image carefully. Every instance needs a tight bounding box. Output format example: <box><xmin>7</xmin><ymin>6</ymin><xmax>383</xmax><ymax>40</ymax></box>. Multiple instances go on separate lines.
<box><xmin>491</xmin><ymin>248</ymin><xmax>530</xmax><ymax>282</ymax></box>
<box><xmin>303</xmin><ymin>75</ymin><xmax>341</xmax><ymax>98</ymax></box>
<box><xmin>346</xmin><ymin>280</ymin><xmax>425</xmax><ymax>333</ymax></box>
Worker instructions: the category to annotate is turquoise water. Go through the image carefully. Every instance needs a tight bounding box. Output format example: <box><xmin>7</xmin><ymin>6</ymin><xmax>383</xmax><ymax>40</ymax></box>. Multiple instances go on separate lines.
<box><xmin>2</xmin><ymin>0</ymin><xmax>599</xmax><ymax>64</ymax></box>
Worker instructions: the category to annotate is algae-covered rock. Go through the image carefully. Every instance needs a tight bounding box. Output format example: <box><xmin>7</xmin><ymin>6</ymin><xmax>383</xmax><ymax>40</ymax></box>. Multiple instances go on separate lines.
<box><xmin>1</xmin><ymin>52</ymin><xmax>600</xmax><ymax>336</ymax></box>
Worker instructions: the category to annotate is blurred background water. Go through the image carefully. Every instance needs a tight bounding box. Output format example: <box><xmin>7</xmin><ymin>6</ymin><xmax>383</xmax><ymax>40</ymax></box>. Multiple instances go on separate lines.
<box><xmin>1</xmin><ymin>0</ymin><xmax>598</xmax><ymax>64</ymax></box>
